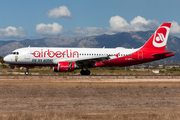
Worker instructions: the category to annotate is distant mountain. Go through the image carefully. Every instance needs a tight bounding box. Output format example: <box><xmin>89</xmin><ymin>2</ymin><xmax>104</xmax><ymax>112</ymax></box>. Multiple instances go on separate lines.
<box><xmin>0</xmin><ymin>31</ymin><xmax>179</xmax><ymax>62</ymax></box>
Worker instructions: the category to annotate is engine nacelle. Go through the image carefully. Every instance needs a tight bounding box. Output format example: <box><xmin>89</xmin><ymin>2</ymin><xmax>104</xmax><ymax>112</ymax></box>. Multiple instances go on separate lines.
<box><xmin>53</xmin><ymin>62</ymin><xmax>76</xmax><ymax>72</ymax></box>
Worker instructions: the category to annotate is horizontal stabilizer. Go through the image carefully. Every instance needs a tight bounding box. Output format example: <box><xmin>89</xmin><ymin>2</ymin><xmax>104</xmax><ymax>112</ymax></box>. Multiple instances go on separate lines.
<box><xmin>152</xmin><ymin>52</ymin><xmax>174</xmax><ymax>56</ymax></box>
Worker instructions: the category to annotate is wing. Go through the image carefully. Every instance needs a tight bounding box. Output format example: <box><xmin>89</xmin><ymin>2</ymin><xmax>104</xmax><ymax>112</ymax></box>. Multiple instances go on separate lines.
<box><xmin>74</xmin><ymin>55</ymin><xmax>111</xmax><ymax>67</ymax></box>
<box><xmin>76</xmin><ymin>55</ymin><xmax>110</xmax><ymax>63</ymax></box>
<box><xmin>53</xmin><ymin>55</ymin><xmax>112</xmax><ymax>67</ymax></box>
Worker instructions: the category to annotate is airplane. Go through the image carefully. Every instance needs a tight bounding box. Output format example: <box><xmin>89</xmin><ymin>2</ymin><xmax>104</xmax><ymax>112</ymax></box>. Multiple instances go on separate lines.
<box><xmin>3</xmin><ymin>23</ymin><xmax>174</xmax><ymax>75</ymax></box>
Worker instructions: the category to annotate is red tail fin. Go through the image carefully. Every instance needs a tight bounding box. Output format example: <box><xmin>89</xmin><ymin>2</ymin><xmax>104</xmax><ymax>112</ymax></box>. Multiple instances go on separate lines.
<box><xmin>141</xmin><ymin>23</ymin><xmax>171</xmax><ymax>51</ymax></box>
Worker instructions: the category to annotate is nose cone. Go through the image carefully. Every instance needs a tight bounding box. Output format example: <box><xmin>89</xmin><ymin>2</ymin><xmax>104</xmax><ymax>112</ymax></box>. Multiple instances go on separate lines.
<box><xmin>3</xmin><ymin>56</ymin><xmax>8</xmax><ymax>63</ymax></box>
<box><xmin>3</xmin><ymin>55</ymin><xmax>13</xmax><ymax>63</ymax></box>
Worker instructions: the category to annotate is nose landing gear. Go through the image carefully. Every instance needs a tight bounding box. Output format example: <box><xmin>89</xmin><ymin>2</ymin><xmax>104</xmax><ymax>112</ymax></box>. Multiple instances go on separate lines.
<box><xmin>25</xmin><ymin>67</ymin><xmax>29</xmax><ymax>75</ymax></box>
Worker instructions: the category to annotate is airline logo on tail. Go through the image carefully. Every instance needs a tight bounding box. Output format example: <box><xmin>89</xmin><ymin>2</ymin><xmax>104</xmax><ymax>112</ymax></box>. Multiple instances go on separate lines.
<box><xmin>153</xmin><ymin>26</ymin><xmax>169</xmax><ymax>48</ymax></box>
<box><xmin>156</xmin><ymin>33</ymin><xmax>165</xmax><ymax>43</ymax></box>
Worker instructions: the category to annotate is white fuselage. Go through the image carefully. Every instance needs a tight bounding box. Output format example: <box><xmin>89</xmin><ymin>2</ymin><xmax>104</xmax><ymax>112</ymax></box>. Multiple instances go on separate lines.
<box><xmin>4</xmin><ymin>47</ymin><xmax>139</xmax><ymax>65</ymax></box>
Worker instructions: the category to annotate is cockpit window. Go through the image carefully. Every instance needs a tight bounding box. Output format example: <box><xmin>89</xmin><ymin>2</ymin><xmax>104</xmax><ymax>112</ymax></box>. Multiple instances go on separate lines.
<box><xmin>11</xmin><ymin>52</ymin><xmax>19</xmax><ymax>55</ymax></box>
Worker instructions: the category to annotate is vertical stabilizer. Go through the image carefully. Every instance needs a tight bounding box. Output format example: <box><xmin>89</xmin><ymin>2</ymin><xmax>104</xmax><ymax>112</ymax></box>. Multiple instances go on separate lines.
<box><xmin>141</xmin><ymin>23</ymin><xmax>171</xmax><ymax>51</ymax></box>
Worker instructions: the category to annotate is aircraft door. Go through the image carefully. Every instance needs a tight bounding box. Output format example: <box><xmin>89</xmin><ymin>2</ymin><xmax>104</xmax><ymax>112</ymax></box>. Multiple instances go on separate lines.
<box><xmin>24</xmin><ymin>48</ymin><xmax>30</xmax><ymax>59</ymax></box>
<box><xmin>138</xmin><ymin>50</ymin><xmax>143</xmax><ymax>60</ymax></box>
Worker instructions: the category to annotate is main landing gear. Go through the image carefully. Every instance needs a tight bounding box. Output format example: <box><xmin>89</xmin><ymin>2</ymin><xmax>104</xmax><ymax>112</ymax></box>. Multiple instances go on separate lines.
<box><xmin>80</xmin><ymin>69</ymin><xmax>91</xmax><ymax>75</ymax></box>
<box><xmin>25</xmin><ymin>67</ymin><xmax>29</xmax><ymax>75</ymax></box>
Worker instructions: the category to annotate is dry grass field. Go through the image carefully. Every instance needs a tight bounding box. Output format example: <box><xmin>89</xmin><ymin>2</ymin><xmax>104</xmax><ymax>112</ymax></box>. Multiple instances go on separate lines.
<box><xmin>0</xmin><ymin>76</ymin><xmax>180</xmax><ymax>120</ymax></box>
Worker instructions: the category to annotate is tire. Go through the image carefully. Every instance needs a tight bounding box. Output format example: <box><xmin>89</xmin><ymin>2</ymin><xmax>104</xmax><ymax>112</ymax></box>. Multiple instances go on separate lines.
<box><xmin>85</xmin><ymin>70</ymin><xmax>91</xmax><ymax>75</ymax></box>
<box><xmin>80</xmin><ymin>70</ymin><xmax>91</xmax><ymax>75</ymax></box>
<box><xmin>80</xmin><ymin>70</ymin><xmax>86</xmax><ymax>75</ymax></box>
<box><xmin>25</xmin><ymin>71</ymin><xmax>29</xmax><ymax>75</ymax></box>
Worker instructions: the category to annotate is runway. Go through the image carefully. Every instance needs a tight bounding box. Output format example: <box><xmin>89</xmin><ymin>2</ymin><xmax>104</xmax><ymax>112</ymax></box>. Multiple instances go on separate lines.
<box><xmin>0</xmin><ymin>75</ymin><xmax>180</xmax><ymax>83</ymax></box>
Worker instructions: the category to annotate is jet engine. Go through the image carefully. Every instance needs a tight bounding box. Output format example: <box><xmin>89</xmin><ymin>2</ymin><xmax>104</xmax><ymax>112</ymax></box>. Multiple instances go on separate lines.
<box><xmin>53</xmin><ymin>62</ymin><xmax>76</xmax><ymax>72</ymax></box>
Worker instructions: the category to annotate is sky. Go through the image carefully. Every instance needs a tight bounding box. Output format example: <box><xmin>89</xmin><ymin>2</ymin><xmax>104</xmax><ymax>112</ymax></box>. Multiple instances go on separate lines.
<box><xmin>0</xmin><ymin>0</ymin><xmax>180</xmax><ymax>40</ymax></box>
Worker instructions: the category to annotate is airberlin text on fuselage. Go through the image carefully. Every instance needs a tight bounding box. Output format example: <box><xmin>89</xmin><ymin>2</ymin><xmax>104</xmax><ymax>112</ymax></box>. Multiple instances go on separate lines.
<box><xmin>33</xmin><ymin>49</ymin><xmax>79</xmax><ymax>58</ymax></box>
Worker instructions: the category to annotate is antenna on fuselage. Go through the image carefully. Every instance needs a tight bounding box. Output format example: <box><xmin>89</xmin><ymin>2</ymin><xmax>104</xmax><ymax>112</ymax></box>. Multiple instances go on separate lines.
<box><xmin>28</xmin><ymin>45</ymin><xmax>30</xmax><ymax>48</ymax></box>
<box><xmin>103</xmin><ymin>46</ymin><xmax>105</xmax><ymax>49</ymax></box>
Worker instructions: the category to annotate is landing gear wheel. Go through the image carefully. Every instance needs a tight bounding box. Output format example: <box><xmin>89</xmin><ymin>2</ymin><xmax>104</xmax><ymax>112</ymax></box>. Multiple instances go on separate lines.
<box><xmin>80</xmin><ymin>70</ymin><xmax>86</xmax><ymax>75</ymax></box>
<box><xmin>25</xmin><ymin>71</ymin><xmax>29</xmax><ymax>75</ymax></box>
<box><xmin>80</xmin><ymin>70</ymin><xmax>91</xmax><ymax>75</ymax></box>
<box><xmin>85</xmin><ymin>70</ymin><xmax>90</xmax><ymax>75</ymax></box>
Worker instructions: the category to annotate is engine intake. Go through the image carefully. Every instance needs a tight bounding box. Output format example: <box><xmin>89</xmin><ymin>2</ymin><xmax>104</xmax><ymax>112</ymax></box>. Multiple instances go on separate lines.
<box><xmin>53</xmin><ymin>62</ymin><xmax>75</xmax><ymax>72</ymax></box>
